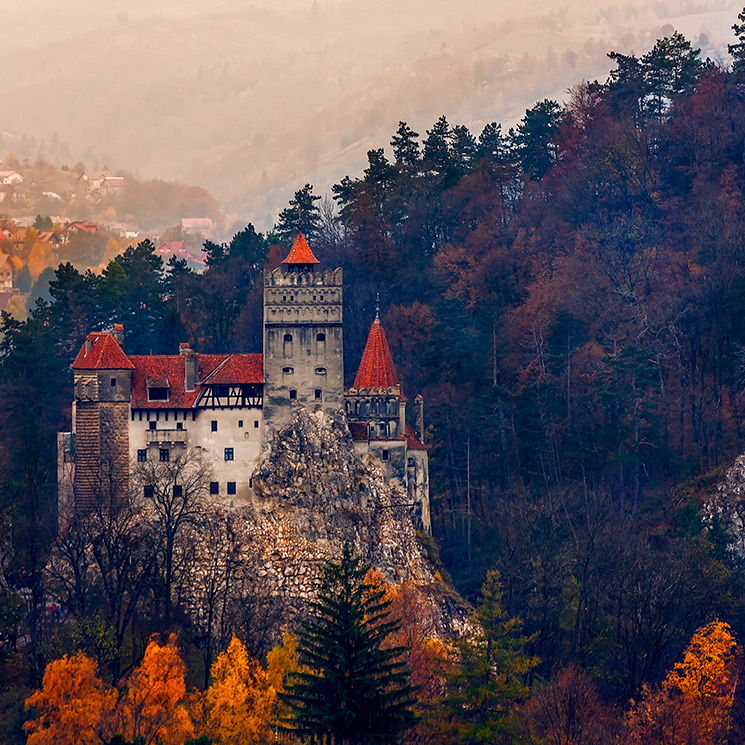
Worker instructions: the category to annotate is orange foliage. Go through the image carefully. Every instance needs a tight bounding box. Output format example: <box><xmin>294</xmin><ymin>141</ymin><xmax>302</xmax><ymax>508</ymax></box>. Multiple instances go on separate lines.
<box><xmin>627</xmin><ymin>620</ymin><xmax>740</xmax><ymax>745</ymax></box>
<box><xmin>24</xmin><ymin>652</ymin><xmax>116</xmax><ymax>745</ymax></box>
<box><xmin>117</xmin><ymin>635</ymin><xmax>194</xmax><ymax>745</ymax></box>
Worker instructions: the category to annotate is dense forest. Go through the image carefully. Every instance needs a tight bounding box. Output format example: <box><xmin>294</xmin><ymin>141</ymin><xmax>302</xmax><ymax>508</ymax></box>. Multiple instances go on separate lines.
<box><xmin>5</xmin><ymin>15</ymin><xmax>745</xmax><ymax>745</ymax></box>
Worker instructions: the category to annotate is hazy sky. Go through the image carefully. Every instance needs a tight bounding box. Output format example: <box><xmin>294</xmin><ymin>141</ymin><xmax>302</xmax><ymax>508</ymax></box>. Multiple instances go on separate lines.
<box><xmin>1</xmin><ymin>0</ymin><xmax>741</xmax><ymax>227</ymax></box>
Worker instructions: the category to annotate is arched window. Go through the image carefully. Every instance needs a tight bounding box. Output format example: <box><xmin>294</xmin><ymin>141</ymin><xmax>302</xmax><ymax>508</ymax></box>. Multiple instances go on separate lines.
<box><xmin>283</xmin><ymin>333</ymin><xmax>293</xmax><ymax>358</ymax></box>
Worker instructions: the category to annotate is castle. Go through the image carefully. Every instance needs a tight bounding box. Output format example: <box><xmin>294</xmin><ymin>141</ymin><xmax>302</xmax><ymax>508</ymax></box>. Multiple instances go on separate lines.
<box><xmin>57</xmin><ymin>234</ymin><xmax>430</xmax><ymax>532</ymax></box>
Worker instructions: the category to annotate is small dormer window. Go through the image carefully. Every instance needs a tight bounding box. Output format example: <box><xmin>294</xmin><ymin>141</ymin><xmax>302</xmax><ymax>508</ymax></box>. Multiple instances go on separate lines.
<box><xmin>146</xmin><ymin>376</ymin><xmax>170</xmax><ymax>402</ymax></box>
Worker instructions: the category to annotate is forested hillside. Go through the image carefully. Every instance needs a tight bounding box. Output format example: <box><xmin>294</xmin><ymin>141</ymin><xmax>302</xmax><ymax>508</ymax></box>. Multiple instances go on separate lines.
<box><xmin>5</xmin><ymin>18</ymin><xmax>745</xmax><ymax>745</ymax></box>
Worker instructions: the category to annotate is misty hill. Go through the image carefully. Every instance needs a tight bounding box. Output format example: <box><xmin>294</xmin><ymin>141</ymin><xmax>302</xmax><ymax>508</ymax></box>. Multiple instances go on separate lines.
<box><xmin>0</xmin><ymin>0</ymin><xmax>740</xmax><ymax>227</ymax></box>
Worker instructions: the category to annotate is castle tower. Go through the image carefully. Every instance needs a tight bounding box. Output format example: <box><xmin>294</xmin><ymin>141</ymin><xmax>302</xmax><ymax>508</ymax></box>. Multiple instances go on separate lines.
<box><xmin>262</xmin><ymin>232</ymin><xmax>343</xmax><ymax>452</ymax></box>
<box><xmin>68</xmin><ymin>325</ymin><xmax>133</xmax><ymax>513</ymax></box>
<box><xmin>345</xmin><ymin>309</ymin><xmax>430</xmax><ymax>532</ymax></box>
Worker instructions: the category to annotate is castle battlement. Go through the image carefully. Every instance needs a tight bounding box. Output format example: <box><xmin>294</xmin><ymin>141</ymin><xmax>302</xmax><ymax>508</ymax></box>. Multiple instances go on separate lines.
<box><xmin>265</xmin><ymin>266</ymin><xmax>343</xmax><ymax>287</ymax></box>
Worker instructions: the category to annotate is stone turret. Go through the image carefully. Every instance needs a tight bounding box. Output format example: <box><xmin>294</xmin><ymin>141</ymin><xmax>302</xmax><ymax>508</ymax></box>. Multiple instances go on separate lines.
<box><xmin>68</xmin><ymin>328</ymin><xmax>133</xmax><ymax>513</ymax></box>
<box><xmin>262</xmin><ymin>233</ymin><xmax>343</xmax><ymax>453</ymax></box>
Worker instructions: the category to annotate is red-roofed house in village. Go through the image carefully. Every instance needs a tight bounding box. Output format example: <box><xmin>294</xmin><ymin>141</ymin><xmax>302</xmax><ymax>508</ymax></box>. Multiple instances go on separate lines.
<box><xmin>58</xmin><ymin>233</ymin><xmax>430</xmax><ymax>531</ymax></box>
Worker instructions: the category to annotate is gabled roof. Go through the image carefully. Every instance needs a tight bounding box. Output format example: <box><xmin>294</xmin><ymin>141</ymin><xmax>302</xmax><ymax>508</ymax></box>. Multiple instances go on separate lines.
<box><xmin>128</xmin><ymin>353</ymin><xmax>263</xmax><ymax>409</ymax></box>
<box><xmin>282</xmin><ymin>232</ymin><xmax>320</xmax><ymax>265</ymax></box>
<box><xmin>72</xmin><ymin>332</ymin><xmax>134</xmax><ymax>370</ymax></box>
<box><xmin>353</xmin><ymin>316</ymin><xmax>399</xmax><ymax>389</ymax></box>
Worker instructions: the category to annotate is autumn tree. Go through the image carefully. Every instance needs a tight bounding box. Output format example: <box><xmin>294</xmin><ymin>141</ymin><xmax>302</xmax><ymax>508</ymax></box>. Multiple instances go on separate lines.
<box><xmin>24</xmin><ymin>652</ymin><xmax>116</xmax><ymax>745</ymax></box>
<box><xmin>626</xmin><ymin>620</ymin><xmax>740</xmax><ymax>745</ymax></box>
<box><xmin>281</xmin><ymin>543</ymin><xmax>416</xmax><ymax>744</ymax></box>
<box><xmin>116</xmin><ymin>635</ymin><xmax>194</xmax><ymax>745</ymax></box>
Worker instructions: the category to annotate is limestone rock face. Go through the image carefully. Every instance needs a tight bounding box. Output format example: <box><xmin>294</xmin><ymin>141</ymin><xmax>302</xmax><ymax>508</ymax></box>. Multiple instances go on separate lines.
<box><xmin>708</xmin><ymin>454</ymin><xmax>745</xmax><ymax>557</ymax></box>
<box><xmin>185</xmin><ymin>408</ymin><xmax>465</xmax><ymax>640</ymax></box>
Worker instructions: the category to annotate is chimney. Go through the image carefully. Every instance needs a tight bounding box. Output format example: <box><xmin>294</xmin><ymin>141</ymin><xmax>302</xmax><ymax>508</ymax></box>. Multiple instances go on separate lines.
<box><xmin>181</xmin><ymin>343</ymin><xmax>198</xmax><ymax>392</ymax></box>
<box><xmin>415</xmin><ymin>394</ymin><xmax>424</xmax><ymax>442</ymax></box>
<box><xmin>112</xmin><ymin>323</ymin><xmax>124</xmax><ymax>346</ymax></box>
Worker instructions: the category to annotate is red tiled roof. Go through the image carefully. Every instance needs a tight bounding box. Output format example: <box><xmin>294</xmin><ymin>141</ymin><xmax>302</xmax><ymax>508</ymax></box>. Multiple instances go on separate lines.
<box><xmin>405</xmin><ymin>423</ymin><xmax>427</xmax><ymax>451</ymax></box>
<box><xmin>282</xmin><ymin>232</ymin><xmax>320</xmax><ymax>265</ymax></box>
<box><xmin>348</xmin><ymin>421</ymin><xmax>369</xmax><ymax>441</ymax></box>
<box><xmin>353</xmin><ymin>317</ymin><xmax>399</xmax><ymax>389</ymax></box>
<box><xmin>0</xmin><ymin>292</ymin><xmax>12</xmax><ymax>311</ymax></box>
<box><xmin>202</xmin><ymin>354</ymin><xmax>264</xmax><ymax>385</ymax></box>
<box><xmin>129</xmin><ymin>353</ymin><xmax>263</xmax><ymax>409</ymax></box>
<box><xmin>72</xmin><ymin>332</ymin><xmax>134</xmax><ymax>370</ymax></box>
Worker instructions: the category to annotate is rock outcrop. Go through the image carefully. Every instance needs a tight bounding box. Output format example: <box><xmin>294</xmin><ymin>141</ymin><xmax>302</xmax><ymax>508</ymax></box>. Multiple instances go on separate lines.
<box><xmin>184</xmin><ymin>408</ymin><xmax>466</xmax><ymax>641</ymax></box>
<box><xmin>707</xmin><ymin>454</ymin><xmax>745</xmax><ymax>557</ymax></box>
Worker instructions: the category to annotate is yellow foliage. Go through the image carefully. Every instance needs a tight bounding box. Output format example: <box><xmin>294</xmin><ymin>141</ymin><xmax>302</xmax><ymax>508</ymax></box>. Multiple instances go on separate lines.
<box><xmin>627</xmin><ymin>620</ymin><xmax>740</xmax><ymax>745</ymax></box>
<box><xmin>5</xmin><ymin>294</ymin><xmax>26</xmax><ymax>321</ymax></box>
<box><xmin>28</xmin><ymin>242</ymin><xmax>48</xmax><ymax>280</ymax></box>
<box><xmin>24</xmin><ymin>652</ymin><xmax>116</xmax><ymax>745</ymax></box>
<box><xmin>118</xmin><ymin>635</ymin><xmax>194</xmax><ymax>745</ymax></box>
<box><xmin>203</xmin><ymin>634</ymin><xmax>298</xmax><ymax>745</ymax></box>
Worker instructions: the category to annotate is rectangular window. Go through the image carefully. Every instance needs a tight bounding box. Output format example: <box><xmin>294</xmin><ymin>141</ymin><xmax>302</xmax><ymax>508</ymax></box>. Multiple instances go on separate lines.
<box><xmin>224</xmin><ymin>448</ymin><xmax>234</xmax><ymax>461</ymax></box>
<box><xmin>382</xmin><ymin>449</ymin><xmax>389</xmax><ymax>461</ymax></box>
<box><xmin>144</xmin><ymin>485</ymin><xmax>154</xmax><ymax>498</ymax></box>
<box><xmin>209</xmin><ymin>482</ymin><xmax>219</xmax><ymax>495</ymax></box>
<box><xmin>173</xmin><ymin>485</ymin><xmax>183</xmax><ymax>498</ymax></box>
<box><xmin>238</xmin><ymin>420</ymin><xmax>244</xmax><ymax>428</ymax></box>
<box><xmin>110</xmin><ymin>377</ymin><xmax>117</xmax><ymax>387</ymax></box>
<box><xmin>159</xmin><ymin>448</ymin><xmax>169</xmax><ymax>462</ymax></box>
<box><xmin>315</xmin><ymin>389</ymin><xmax>322</xmax><ymax>400</ymax></box>
<box><xmin>289</xmin><ymin>390</ymin><xmax>297</xmax><ymax>400</ymax></box>
<box><xmin>137</xmin><ymin>449</ymin><xmax>147</xmax><ymax>462</ymax></box>
<box><xmin>149</xmin><ymin>421</ymin><xmax>157</xmax><ymax>430</ymax></box>
<box><xmin>176</xmin><ymin>422</ymin><xmax>183</xmax><ymax>430</ymax></box>
<box><xmin>211</xmin><ymin>420</ymin><xmax>218</xmax><ymax>432</ymax></box>
<box><xmin>227</xmin><ymin>482</ymin><xmax>236</xmax><ymax>495</ymax></box>
<box><xmin>254</xmin><ymin>420</ymin><xmax>259</xmax><ymax>429</ymax></box>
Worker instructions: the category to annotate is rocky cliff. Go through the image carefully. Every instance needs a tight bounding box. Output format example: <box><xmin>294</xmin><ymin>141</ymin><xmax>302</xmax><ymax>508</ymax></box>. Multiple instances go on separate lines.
<box><xmin>185</xmin><ymin>408</ymin><xmax>465</xmax><ymax>644</ymax></box>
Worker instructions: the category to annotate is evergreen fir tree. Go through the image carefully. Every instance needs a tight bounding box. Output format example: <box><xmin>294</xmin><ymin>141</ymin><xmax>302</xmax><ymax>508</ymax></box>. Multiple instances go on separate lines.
<box><xmin>274</xmin><ymin>183</ymin><xmax>322</xmax><ymax>243</ymax></box>
<box><xmin>281</xmin><ymin>543</ymin><xmax>416</xmax><ymax>745</ymax></box>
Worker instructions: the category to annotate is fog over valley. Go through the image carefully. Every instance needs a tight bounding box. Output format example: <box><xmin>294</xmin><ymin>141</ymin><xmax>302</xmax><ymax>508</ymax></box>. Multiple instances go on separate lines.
<box><xmin>1</xmin><ymin>0</ymin><xmax>741</xmax><ymax>227</ymax></box>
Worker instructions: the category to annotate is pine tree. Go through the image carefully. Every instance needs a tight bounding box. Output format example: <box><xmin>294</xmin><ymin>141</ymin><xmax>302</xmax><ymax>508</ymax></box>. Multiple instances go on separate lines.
<box><xmin>274</xmin><ymin>183</ymin><xmax>322</xmax><ymax>243</ymax></box>
<box><xmin>281</xmin><ymin>543</ymin><xmax>416</xmax><ymax>745</ymax></box>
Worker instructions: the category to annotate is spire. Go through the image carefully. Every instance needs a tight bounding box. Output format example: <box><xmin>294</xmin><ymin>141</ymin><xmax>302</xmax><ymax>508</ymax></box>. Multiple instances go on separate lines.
<box><xmin>282</xmin><ymin>231</ymin><xmax>320</xmax><ymax>268</ymax></box>
<box><xmin>354</xmin><ymin>313</ymin><xmax>399</xmax><ymax>389</ymax></box>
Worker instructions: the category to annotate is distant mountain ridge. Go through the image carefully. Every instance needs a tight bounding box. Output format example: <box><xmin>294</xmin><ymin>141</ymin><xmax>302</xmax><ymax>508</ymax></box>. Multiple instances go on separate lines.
<box><xmin>0</xmin><ymin>0</ymin><xmax>740</xmax><ymax>227</ymax></box>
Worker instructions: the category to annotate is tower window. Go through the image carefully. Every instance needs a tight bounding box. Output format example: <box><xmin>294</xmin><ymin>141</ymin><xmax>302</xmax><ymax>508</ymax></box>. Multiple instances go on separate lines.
<box><xmin>315</xmin><ymin>389</ymin><xmax>322</xmax><ymax>400</ymax></box>
<box><xmin>316</xmin><ymin>332</ymin><xmax>326</xmax><ymax>342</ymax></box>
<box><xmin>238</xmin><ymin>420</ymin><xmax>243</xmax><ymax>428</ymax></box>
<box><xmin>289</xmin><ymin>390</ymin><xmax>297</xmax><ymax>400</ymax></box>
<box><xmin>110</xmin><ymin>377</ymin><xmax>117</xmax><ymax>387</ymax></box>
<box><xmin>173</xmin><ymin>485</ymin><xmax>183</xmax><ymax>498</ymax></box>
<box><xmin>144</xmin><ymin>485</ymin><xmax>154</xmax><ymax>498</ymax></box>
<box><xmin>149</xmin><ymin>421</ymin><xmax>157</xmax><ymax>430</ymax></box>
<box><xmin>211</xmin><ymin>420</ymin><xmax>218</xmax><ymax>432</ymax></box>
<box><xmin>176</xmin><ymin>422</ymin><xmax>183</xmax><ymax>430</ymax></box>
<box><xmin>315</xmin><ymin>367</ymin><xmax>327</xmax><ymax>375</ymax></box>
<box><xmin>284</xmin><ymin>333</ymin><xmax>293</xmax><ymax>342</ymax></box>
<box><xmin>282</xmin><ymin>366</ymin><xmax>294</xmax><ymax>374</ymax></box>
<box><xmin>210</xmin><ymin>481</ymin><xmax>219</xmax><ymax>495</ymax></box>
<box><xmin>382</xmin><ymin>449</ymin><xmax>389</xmax><ymax>461</ymax></box>
<box><xmin>224</xmin><ymin>448</ymin><xmax>234</xmax><ymax>461</ymax></box>
<box><xmin>254</xmin><ymin>420</ymin><xmax>259</xmax><ymax>428</ymax></box>
<box><xmin>137</xmin><ymin>449</ymin><xmax>147</xmax><ymax>462</ymax></box>
<box><xmin>227</xmin><ymin>482</ymin><xmax>236</xmax><ymax>495</ymax></box>
<box><xmin>159</xmin><ymin>448</ymin><xmax>169</xmax><ymax>462</ymax></box>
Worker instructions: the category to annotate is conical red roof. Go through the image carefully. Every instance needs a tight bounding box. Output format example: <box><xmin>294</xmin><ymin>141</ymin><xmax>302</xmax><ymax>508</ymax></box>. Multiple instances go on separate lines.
<box><xmin>354</xmin><ymin>316</ymin><xmax>399</xmax><ymax>389</ymax></box>
<box><xmin>282</xmin><ymin>232</ymin><xmax>320</xmax><ymax>265</ymax></box>
<box><xmin>72</xmin><ymin>332</ymin><xmax>134</xmax><ymax>370</ymax></box>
